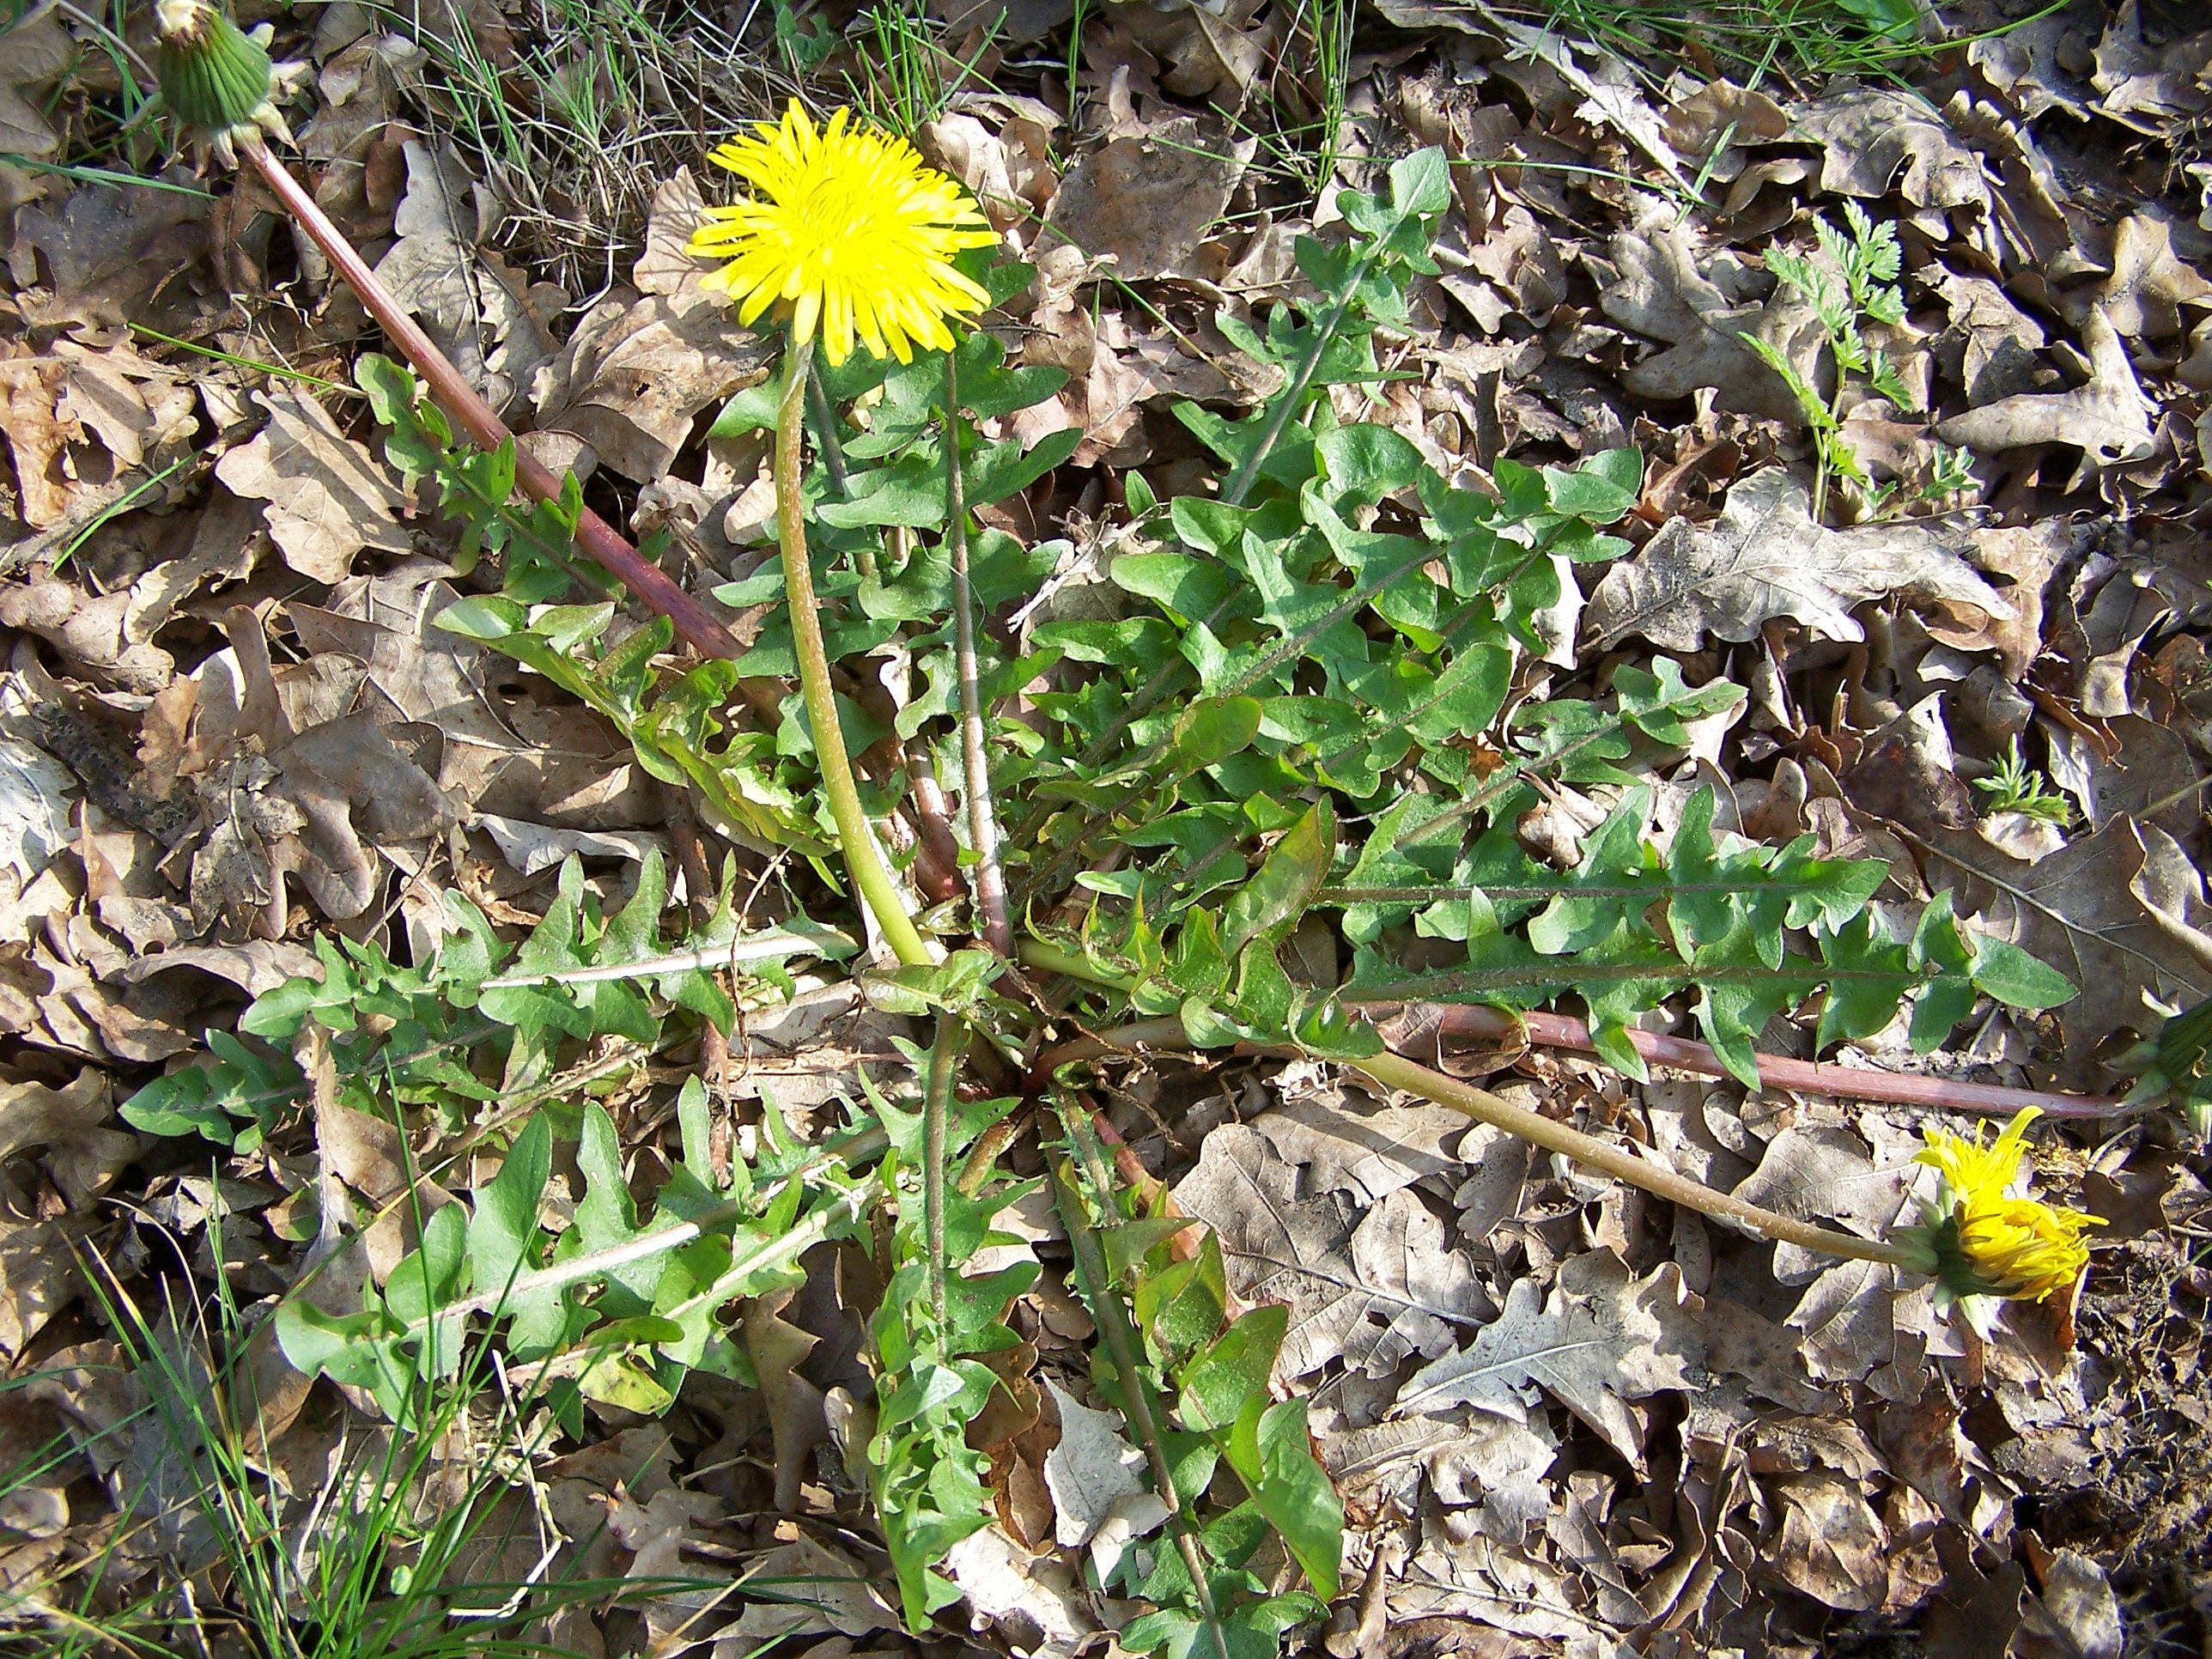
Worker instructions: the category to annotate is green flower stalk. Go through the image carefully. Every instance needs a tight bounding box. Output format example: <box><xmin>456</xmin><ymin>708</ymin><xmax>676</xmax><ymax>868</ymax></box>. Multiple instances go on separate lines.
<box><xmin>689</xmin><ymin>100</ymin><xmax>1000</xmax><ymax>967</ymax></box>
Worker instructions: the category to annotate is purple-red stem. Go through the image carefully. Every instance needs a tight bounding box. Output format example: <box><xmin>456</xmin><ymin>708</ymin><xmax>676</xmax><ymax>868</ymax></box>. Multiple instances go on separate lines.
<box><xmin>1031</xmin><ymin>1006</ymin><xmax>2125</xmax><ymax>1120</ymax></box>
<box><xmin>247</xmin><ymin>142</ymin><xmax>743</xmax><ymax>662</ymax></box>
<box><xmin>247</xmin><ymin>142</ymin><xmax>975</xmax><ymax>898</ymax></box>
<box><xmin>1384</xmin><ymin>1003</ymin><xmax>2127</xmax><ymax>1120</ymax></box>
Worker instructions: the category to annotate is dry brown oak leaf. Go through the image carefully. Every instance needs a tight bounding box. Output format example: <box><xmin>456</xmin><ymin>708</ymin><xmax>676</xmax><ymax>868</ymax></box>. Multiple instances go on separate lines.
<box><xmin>1172</xmin><ymin>1118</ymin><xmax>1490</xmax><ymax>1382</ymax></box>
<box><xmin>1584</xmin><ymin>467</ymin><xmax>2009</xmax><ymax>652</ymax></box>
<box><xmin>1590</xmin><ymin>210</ymin><xmax>1815</xmax><ymax>422</ymax></box>
<box><xmin>1391</xmin><ymin>1249</ymin><xmax>1704</xmax><ymax>1474</ymax></box>
<box><xmin>1920</xmin><ymin>816</ymin><xmax>2212</xmax><ymax>1079</ymax></box>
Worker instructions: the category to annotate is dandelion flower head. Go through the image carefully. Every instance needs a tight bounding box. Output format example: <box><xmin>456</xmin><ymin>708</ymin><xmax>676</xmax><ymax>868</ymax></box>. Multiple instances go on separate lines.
<box><xmin>1905</xmin><ymin>1107</ymin><xmax>2103</xmax><ymax>1306</ymax></box>
<box><xmin>689</xmin><ymin>101</ymin><xmax>997</xmax><ymax>366</ymax></box>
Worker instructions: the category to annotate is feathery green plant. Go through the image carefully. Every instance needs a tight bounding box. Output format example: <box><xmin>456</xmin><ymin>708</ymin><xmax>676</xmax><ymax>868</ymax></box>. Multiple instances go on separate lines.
<box><xmin>1744</xmin><ymin>200</ymin><xmax>1972</xmax><ymax>519</ymax></box>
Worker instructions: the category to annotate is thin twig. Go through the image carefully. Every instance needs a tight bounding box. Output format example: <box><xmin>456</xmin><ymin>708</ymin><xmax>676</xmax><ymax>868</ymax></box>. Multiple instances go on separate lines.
<box><xmin>944</xmin><ymin>353</ymin><xmax>1012</xmax><ymax>956</ymax></box>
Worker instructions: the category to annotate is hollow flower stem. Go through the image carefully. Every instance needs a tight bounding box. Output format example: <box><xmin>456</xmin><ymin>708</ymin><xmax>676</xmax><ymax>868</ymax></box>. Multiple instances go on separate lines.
<box><xmin>1351</xmin><ymin>1050</ymin><xmax>1916</xmax><ymax>1267</ymax></box>
<box><xmin>943</xmin><ymin>352</ymin><xmax>1012</xmax><ymax>957</ymax></box>
<box><xmin>773</xmin><ymin>340</ymin><xmax>933</xmax><ymax>969</ymax></box>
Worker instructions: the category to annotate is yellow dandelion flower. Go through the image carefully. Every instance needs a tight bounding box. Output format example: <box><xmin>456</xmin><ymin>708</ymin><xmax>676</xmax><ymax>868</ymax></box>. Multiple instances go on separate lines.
<box><xmin>689</xmin><ymin>101</ymin><xmax>998</xmax><ymax>367</ymax></box>
<box><xmin>1899</xmin><ymin>1107</ymin><xmax>2104</xmax><ymax>1306</ymax></box>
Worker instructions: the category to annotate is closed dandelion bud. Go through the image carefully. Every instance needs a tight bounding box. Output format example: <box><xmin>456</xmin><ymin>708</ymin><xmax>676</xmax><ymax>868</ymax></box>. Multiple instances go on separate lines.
<box><xmin>2118</xmin><ymin>994</ymin><xmax>2212</xmax><ymax>1137</ymax></box>
<box><xmin>155</xmin><ymin>0</ymin><xmax>290</xmax><ymax>167</ymax></box>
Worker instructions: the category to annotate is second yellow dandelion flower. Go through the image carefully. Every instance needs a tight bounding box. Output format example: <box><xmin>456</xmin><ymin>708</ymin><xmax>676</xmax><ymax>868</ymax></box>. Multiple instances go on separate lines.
<box><xmin>1899</xmin><ymin>1107</ymin><xmax>2103</xmax><ymax>1307</ymax></box>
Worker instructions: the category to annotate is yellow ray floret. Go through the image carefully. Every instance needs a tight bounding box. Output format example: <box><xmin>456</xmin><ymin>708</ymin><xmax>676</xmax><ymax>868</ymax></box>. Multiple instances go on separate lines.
<box><xmin>689</xmin><ymin>101</ymin><xmax>998</xmax><ymax>366</ymax></box>
<box><xmin>1906</xmin><ymin>1108</ymin><xmax>2103</xmax><ymax>1304</ymax></box>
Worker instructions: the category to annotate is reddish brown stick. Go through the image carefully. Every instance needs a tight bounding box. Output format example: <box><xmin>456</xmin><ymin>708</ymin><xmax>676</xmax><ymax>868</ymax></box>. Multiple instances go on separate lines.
<box><xmin>1363</xmin><ymin>1002</ymin><xmax>2126</xmax><ymax>1119</ymax></box>
<box><xmin>1028</xmin><ymin>1006</ymin><xmax>2124</xmax><ymax>1121</ymax></box>
<box><xmin>248</xmin><ymin>143</ymin><xmax>969</xmax><ymax>899</ymax></box>
<box><xmin>246</xmin><ymin>143</ymin><xmax>743</xmax><ymax>662</ymax></box>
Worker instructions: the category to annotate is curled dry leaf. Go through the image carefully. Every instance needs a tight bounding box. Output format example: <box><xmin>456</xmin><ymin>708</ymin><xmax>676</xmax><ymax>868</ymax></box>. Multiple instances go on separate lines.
<box><xmin>1584</xmin><ymin>468</ymin><xmax>2010</xmax><ymax>652</ymax></box>
<box><xmin>1730</xmin><ymin>1121</ymin><xmax>1918</xmax><ymax>1255</ymax></box>
<box><xmin>1930</xmin><ymin>270</ymin><xmax>2053</xmax><ymax>407</ymax></box>
<box><xmin>921</xmin><ymin>112</ymin><xmax>1059</xmax><ymax>233</ymax></box>
<box><xmin>167</xmin><ymin>612</ymin><xmax>459</xmax><ymax>935</ymax></box>
<box><xmin>0</xmin><ymin>734</ymin><xmax>73</xmax><ymax>887</ymax></box>
<box><xmin>0</xmin><ymin>15</ymin><xmax>70</xmax><ymax>163</ymax></box>
<box><xmin>0</xmin><ymin>1220</ymin><xmax>85</xmax><ymax>1360</ymax></box>
<box><xmin>1387</xmin><ymin>0</ymin><xmax>1694</xmax><ymax>192</ymax></box>
<box><xmin>1768</xmin><ymin>1470</ymin><xmax>1888</xmax><ymax>1611</ymax></box>
<box><xmin>943</xmin><ymin>1524</ymin><xmax>1092</xmax><ymax>1659</ymax></box>
<box><xmin>1040</xmin><ymin>1377</ymin><xmax>1164</xmax><ymax>1549</ymax></box>
<box><xmin>717</xmin><ymin>1535</ymin><xmax>897</xmax><ymax>1645</ymax></box>
<box><xmin>2020</xmin><ymin>1547</ymin><xmax>2124</xmax><ymax>1659</ymax></box>
<box><xmin>0</xmin><ymin>1071</ymin><xmax>133</xmax><ymax>1210</ymax></box>
<box><xmin>2087</xmin><ymin>212</ymin><xmax>2212</xmax><ymax>341</ymax></box>
<box><xmin>1790</xmin><ymin>83</ymin><xmax>1990</xmax><ymax>217</ymax></box>
<box><xmin>1971</xmin><ymin>13</ymin><xmax>2097</xmax><ymax>123</ymax></box>
<box><xmin>2090</xmin><ymin>0</ymin><xmax>2212</xmax><ymax>135</ymax></box>
<box><xmin>290</xmin><ymin>563</ymin><xmax>527</xmax><ymax>813</ymax></box>
<box><xmin>0</xmin><ymin>340</ymin><xmax>198</xmax><ymax>537</ymax></box>
<box><xmin>1937</xmin><ymin>307</ymin><xmax>2159</xmax><ymax>477</ymax></box>
<box><xmin>1249</xmin><ymin>1073</ymin><xmax>1474</xmax><ymax>1204</ymax></box>
<box><xmin>1662</xmin><ymin>79</ymin><xmax>1791</xmax><ymax>215</ymax></box>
